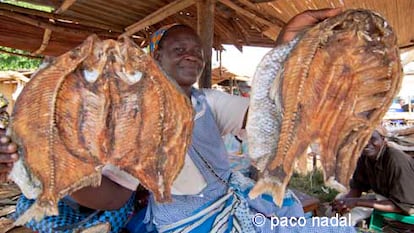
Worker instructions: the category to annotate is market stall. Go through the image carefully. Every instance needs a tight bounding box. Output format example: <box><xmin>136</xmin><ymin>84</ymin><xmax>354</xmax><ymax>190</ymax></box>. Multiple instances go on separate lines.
<box><xmin>0</xmin><ymin>1</ymin><xmax>413</xmax><ymax>232</ymax></box>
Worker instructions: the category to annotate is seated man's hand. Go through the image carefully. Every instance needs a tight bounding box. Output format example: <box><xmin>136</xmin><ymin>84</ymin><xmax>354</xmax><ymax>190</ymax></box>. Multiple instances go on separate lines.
<box><xmin>331</xmin><ymin>198</ymin><xmax>359</xmax><ymax>214</ymax></box>
<box><xmin>276</xmin><ymin>8</ymin><xmax>343</xmax><ymax>45</ymax></box>
<box><xmin>0</xmin><ymin>129</ymin><xmax>18</xmax><ymax>182</ymax></box>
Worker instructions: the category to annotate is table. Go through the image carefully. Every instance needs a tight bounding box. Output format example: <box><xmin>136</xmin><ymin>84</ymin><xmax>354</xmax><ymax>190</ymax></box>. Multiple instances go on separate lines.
<box><xmin>291</xmin><ymin>189</ymin><xmax>320</xmax><ymax>216</ymax></box>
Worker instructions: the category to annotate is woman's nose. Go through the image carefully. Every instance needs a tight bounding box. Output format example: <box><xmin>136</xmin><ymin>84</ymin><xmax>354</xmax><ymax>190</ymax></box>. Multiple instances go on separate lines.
<box><xmin>184</xmin><ymin>53</ymin><xmax>203</xmax><ymax>63</ymax></box>
<box><xmin>186</xmin><ymin>48</ymin><xmax>203</xmax><ymax>58</ymax></box>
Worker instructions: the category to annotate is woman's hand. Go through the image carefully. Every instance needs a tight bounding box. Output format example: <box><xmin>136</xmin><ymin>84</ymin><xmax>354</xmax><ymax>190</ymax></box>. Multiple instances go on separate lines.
<box><xmin>276</xmin><ymin>8</ymin><xmax>343</xmax><ymax>45</ymax></box>
<box><xmin>0</xmin><ymin>129</ymin><xmax>18</xmax><ymax>182</ymax></box>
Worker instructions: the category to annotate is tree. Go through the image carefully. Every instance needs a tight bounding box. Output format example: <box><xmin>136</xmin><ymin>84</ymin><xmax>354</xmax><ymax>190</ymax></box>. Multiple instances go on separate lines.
<box><xmin>0</xmin><ymin>47</ymin><xmax>42</xmax><ymax>71</ymax></box>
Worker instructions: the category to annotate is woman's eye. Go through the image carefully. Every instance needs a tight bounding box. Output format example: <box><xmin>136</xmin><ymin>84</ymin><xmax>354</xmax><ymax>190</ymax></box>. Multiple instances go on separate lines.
<box><xmin>174</xmin><ymin>47</ymin><xmax>185</xmax><ymax>53</ymax></box>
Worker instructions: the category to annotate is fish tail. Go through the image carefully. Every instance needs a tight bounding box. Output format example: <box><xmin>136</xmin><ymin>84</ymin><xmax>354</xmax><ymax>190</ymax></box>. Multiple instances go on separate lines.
<box><xmin>248</xmin><ymin>179</ymin><xmax>286</xmax><ymax>207</ymax></box>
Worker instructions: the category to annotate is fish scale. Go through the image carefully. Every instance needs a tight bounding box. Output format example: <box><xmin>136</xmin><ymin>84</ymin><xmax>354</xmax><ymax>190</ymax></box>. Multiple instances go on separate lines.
<box><xmin>246</xmin><ymin>38</ymin><xmax>295</xmax><ymax>166</ymax></box>
<box><xmin>247</xmin><ymin>38</ymin><xmax>299</xmax><ymax>171</ymax></box>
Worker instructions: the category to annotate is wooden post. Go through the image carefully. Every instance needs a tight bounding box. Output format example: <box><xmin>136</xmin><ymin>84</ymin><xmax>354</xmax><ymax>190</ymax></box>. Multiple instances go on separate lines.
<box><xmin>55</xmin><ymin>0</ymin><xmax>77</xmax><ymax>13</ymax></box>
<box><xmin>197</xmin><ymin>0</ymin><xmax>215</xmax><ymax>88</ymax></box>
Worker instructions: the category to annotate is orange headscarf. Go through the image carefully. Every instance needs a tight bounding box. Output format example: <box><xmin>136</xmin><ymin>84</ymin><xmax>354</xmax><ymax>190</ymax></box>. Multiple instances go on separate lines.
<box><xmin>149</xmin><ymin>23</ymin><xmax>181</xmax><ymax>56</ymax></box>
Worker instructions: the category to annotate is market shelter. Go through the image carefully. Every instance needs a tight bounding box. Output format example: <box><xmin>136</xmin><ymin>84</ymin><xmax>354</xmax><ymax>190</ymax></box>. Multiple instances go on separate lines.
<box><xmin>0</xmin><ymin>0</ymin><xmax>413</xmax><ymax>88</ymax></box>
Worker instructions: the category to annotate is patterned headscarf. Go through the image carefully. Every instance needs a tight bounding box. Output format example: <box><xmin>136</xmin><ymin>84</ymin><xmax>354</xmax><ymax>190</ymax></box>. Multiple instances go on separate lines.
<box><xmin>149</xmin><ymin>23</ymin><xmax>181</xmax><ymax>56</ymax></box>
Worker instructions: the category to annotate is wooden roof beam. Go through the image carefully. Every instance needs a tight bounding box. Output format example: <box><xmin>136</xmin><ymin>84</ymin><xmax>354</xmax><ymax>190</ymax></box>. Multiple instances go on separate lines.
<box><xmin>237</xmin><ymin>0</ymin><xmax>285</xmax><ymax>27</ymax></box>
<box><xmin>218</xmin><ymin>0</ymin><xmax>283</xmax><ymax>42</ymax></box>
<box><xmin>55</xmin><ymin>0</ymin><xmax>77</xmax><ymax>13</ymax></box>
<box><xmin>218</xmin><ymin>0</ymin><xmax>276</xmax><ymax>27</ymax></box>
<box><xmin>215</xmin><ymin>17</ymin><xmax>243</xmax><ymax>51</ymax></box>
<box><xmin>34</xmin><ymin>0</ymin><xmax>77</xmax><ymax>55</ymax></box>
<box><xmin>401</xmin><ymin>46</ymin><xmax>414</xmax><ymax>65</ymax></box>
<box><xmin>122</xmin><ymin>0</ymin><xmax>196</xmax><ymax>37</ymax></box>
<box><xmin>237</xmin><ymin>0</ymin><xmax>258</xmax><ymax>10</ymax></box>
<box><xmin>0</xmin><ymin>47</ymin><xmax>42</xmax><ymax>59</ymax></box>
<box><xmin>400</xmin><ymin>43</ymin><xmax>414</xmax><ymax>52</ymax></box>
<box><xmin>250</xmin><ymin>0</ymin><xmax>274</xmax><ymax>3</ymax></box>
<box><xmin>0</xmin><ymin>9</ymin><xmax>117</xmax><ymax>37</ymax></box>
<box><xmin>31</xmin><ymin>28</ymin><xmax>52</xmax><ymax>55</ymax></box>
<box><xmin>0</xmin><ymin>2</ymin><xmax>123</xmax><ymax>33</ymax></box>
<box><xmin>231</xmin><ymin>18</ymin><xmax>249</xmax><ymax>46</ymax></box>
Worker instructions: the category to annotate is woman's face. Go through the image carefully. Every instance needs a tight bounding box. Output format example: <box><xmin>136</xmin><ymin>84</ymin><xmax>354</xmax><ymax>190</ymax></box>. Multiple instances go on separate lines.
<box><xmin>154</xmin><ymin>26</ymin><xmax>205</xmax><ymax>91</ymax></box>
<box><xmin>362</xmin><ymin>131</ymin><xmax>385</xmax><ymax>158</ymax></box>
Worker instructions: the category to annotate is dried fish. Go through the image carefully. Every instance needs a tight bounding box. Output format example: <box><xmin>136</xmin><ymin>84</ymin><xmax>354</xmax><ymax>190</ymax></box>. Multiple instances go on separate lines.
<box><xmin>247</xmin><ymin>9</ymin><xmax>402</xmax><ymax>206</ymax></box>
<box><xmin>10</xmin><ymin>35</ymin><xmax>193</xmax><ymax>224</ymax></box>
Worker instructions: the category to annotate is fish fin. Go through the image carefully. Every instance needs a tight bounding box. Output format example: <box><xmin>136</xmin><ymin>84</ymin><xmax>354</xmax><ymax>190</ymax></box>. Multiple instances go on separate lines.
<box><xmin>14</xmin><ymin>200</ymin><xmax>59</xmax><ymax>226</ymax></box>
<box><xmin>80</xmin><ymin>223</ymin><xmax>111</xmax><ymax>233</ymax></box>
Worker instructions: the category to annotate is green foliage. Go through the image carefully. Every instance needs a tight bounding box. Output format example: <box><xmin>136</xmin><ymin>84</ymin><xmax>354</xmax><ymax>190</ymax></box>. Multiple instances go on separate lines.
<box><xmin>2</xmin><ymin>0</ymin><xmax>54</xmax><ymax>12</ymax></box>
<box><xmin>288</xmin><ymin>169</ymin><xmax>339</xmax><ymax>203</ymax></box>
<box><xmin>0</xmin><ymin>1</ymin><xmax>50</xmax><ymax>71</ymax></box>
<box><xmin>0</xmin><ymin>47</ymin><xmax>41</xmax><ymax>71</ymax></box>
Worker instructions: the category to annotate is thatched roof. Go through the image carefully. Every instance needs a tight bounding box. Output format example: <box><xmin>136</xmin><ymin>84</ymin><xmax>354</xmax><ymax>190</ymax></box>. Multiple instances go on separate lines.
<box><xmin>212</xmin><ymin>67</ymin><xmax>236</xmax><ymax>84</ymax></box>
<box><xmin>0</xmin><ymin>0</ymin><xmax>413</xmax><ymax>57</ymax></box>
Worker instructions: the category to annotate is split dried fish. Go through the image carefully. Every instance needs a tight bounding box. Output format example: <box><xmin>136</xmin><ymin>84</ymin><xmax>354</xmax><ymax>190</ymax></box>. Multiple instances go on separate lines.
<box><xmin>9</xmin><ymin>35</ymin><xmax>193</xmax><ymax>224</ymax></box>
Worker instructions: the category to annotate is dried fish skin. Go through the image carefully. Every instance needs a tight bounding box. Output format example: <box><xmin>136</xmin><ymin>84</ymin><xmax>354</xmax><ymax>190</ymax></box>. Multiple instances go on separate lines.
<box><xmin>10</xmin><ymin>35</ymin><xmax>193</xmax><ymax>224</ymax></box>
<box><xmin>246</xmin><ymin>40</ymin><xmax>298</xmax><ymax>172</ymax></box>
<box><xmin>248</xmin><ymin>9</ymin><xmax>402</xmax><ymax>206</ymax></box>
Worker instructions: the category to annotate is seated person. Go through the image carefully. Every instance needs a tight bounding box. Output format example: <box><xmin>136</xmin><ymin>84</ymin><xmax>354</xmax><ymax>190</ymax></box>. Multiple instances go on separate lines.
<box><xmin>402</xmin><ymin>103</ymin><xmax>410</xmax><ymax>112</ymax></box>
<box><xmin>398</xmin><ymin>99</ymin><xmax>406</xmax><ymax>112</ymax></box>
<box><xmin>332</xmin><ymin>127</ymin><xmax>414</xmax><ymax>226</ymax></box>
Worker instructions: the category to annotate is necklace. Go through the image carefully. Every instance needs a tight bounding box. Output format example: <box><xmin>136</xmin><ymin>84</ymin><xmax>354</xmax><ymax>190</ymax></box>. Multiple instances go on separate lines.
<box><xmin>191</xmin><ymin>145</ymin><xmax>229</xmax><ymax>186</ymax></box>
